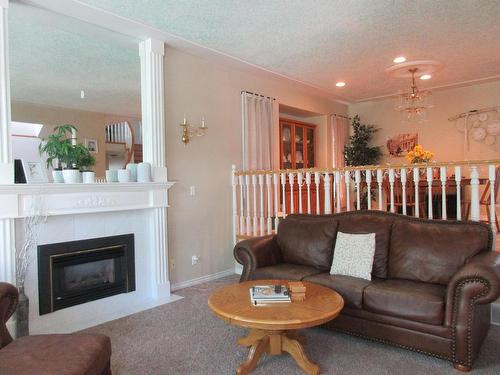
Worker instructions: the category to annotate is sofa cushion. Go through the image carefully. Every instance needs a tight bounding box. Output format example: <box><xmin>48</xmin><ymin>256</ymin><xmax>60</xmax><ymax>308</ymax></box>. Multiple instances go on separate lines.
<box><xmin>336</xmin><ymin>212</ymin><xmax>393</xmax><ymax>279</ymax></box>
<box><xmin>0</xmin><ymin>333</ymin><xmax>111</xmax><ymax>375</ymax></box>
<box><xmin>303</xmin><ymin>273</ymin><xmax>375</xmax><ymax>309</ymax></box>
<box><xmin>277</xmin><ymin>215</ymin><xmax>338</xmax><ymax>271</ymax></box>
<box><xmin>389</xmin><ymin>219</ymin><xmax>491</xmax><ymax>285</ymax></box>
<box><xmin>363</xmin><ymin>279</ymin><xmax>446</xmax><ymax>325</ymax></box>
<box><xmin>251</xmin><ymin>263</ymin><xmax>322</xmax><ymax>281</ymax></box>
<box><xmin>330</xmin><ymin>232</ymin><xmax>376</xmax><ymax>280</ymax></box>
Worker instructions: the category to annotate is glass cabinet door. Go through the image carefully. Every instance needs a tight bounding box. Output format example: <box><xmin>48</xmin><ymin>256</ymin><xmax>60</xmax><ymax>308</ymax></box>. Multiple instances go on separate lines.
<box><xmin>295</xmin><ymin>126</ymin><xmax>304</xmax><ymax>169</ymax></box>
<box><xmin>306</xmin><ymin>127</ymin><xmax>314</xmax><ymax>168</ymax></box>
<box><xmin>281</xmin><ymin>123</ymin><xmax>292</xmax><ymax>169</ymax></box>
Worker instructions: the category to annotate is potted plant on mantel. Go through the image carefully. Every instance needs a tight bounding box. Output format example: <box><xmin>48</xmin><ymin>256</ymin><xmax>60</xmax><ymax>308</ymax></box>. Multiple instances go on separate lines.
<box><xmin>38</xmin><ymin>124</ymin><xmax>75</xmax><ymax>183</ymax></box>
<box><xmin>76</xmin><ymin>145</ymin><xmax>96</xmax><ymax>183</ymax></box>
<box><xmin>39</xmin><ymin>125</ymin><xmax>95</xmax><ymax>183</ymax></box>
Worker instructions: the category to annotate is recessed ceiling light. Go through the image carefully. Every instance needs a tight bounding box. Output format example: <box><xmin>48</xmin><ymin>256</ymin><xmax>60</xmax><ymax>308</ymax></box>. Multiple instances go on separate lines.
<box><xmin>420</xmin><ymin>74</ymin><xmax>432</xmax><ymax>80</ymax></box>
<box><xmin>393</xmin><ymin>56</ymin><xmax>406</xmax><ymax>63</ymax></box>
<box><xmin>335</xmin><ymin>81</ymin><xmax>346</xmax><ymax>87</ymax></box>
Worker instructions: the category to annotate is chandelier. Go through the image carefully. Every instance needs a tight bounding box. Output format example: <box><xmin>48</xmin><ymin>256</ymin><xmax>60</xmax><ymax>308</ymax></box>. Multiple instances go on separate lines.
<box><xmin>396</xmin><ymin>68</ymin><xmax>433</xmax><ymax>122</ymax></box>
<box><xmin>386</xmin><ymin>60</ymin><xmax>443</xmax><ymax>123</ymax></box>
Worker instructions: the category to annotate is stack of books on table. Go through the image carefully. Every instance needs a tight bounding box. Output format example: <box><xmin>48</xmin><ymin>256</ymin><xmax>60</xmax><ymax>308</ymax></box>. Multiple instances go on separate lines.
<box><xmin>249</xmin><ymin>285</ymin><xmax>291</xmax><ymax>306</ymax></box>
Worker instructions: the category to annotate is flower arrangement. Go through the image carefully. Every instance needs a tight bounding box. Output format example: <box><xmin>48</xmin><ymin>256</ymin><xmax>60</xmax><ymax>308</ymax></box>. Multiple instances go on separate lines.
<box><xmin>406</xmin><ymin>145</ymin><xmax>434</xmax><ymax>164</ymax></box>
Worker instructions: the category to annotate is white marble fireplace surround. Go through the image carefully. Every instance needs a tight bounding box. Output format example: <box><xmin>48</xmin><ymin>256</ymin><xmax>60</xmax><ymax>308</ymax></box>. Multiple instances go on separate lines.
<box><xmin>1</xmin><ymin>182</ymin><xmax>180</xmax><ymax>334</ymax></box>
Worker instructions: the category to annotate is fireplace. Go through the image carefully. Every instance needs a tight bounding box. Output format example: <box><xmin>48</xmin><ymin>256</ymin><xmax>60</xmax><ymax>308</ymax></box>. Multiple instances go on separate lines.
<box><xmin>38</xmin><ymin>234</ymin><xmax>135</xmax><ymax>315</ymax></box>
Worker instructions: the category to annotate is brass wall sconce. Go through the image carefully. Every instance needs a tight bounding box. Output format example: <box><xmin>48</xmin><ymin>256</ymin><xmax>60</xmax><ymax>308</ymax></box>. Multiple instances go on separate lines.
<box><xmin>180</xmin><ymin>114</ymin><xmax>208</xmax><ymax>146</ymax></box>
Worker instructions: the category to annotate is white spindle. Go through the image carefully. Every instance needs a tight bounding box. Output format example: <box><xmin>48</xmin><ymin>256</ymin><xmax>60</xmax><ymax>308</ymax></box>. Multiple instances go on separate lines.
<box><xmin>335</xmin><ymin>171</ymin><xmax>341</xmax><ymax>213</ymax></box>
<box><xmin>400</xmin><ymin>168</ymin><xmax>407</xmax><ymax>215</ymax></box>
<box><xmin>440</xmin><ymin>166</ymin><xmax>447</xmax><ymax>220</ymax></box>
<box><xmin>289</xmin><ymin>173</ymin><xmax>295</xmax><ymax>214</ymax></box>
<box><xmin>266</xmin><ymin>174</ymin><xmax>272</xmax><ymax>234</ymax></box>
<box><xmin>470</xmin><ymin>166</ymin><xmax>480</xmax><ymax>221</ymax></box>
<box><xmin>231</xmin><ymin>166</ymin><xmax>238</xmax><ymax>241</ymax></box>
<box><xmin>324</xmin><ymin>173</ymin><xmax>332</xmax><ymax>214</ymax></box>
<box><xmin>455</xmin><ymin>166</ymin><xmax>462</xmax><ymax>220</ymax></box>
<box><xmin>355</xmin><ymin>170</ymin><xmax>361</xmax><ymax>210</ymax></box>
<box><xmin>489</xmin><ymin>165</ymin><xmax>496</xmax><ymax>234</ymax></box>
<box><xmin>306</xmin><ymin>172</ymin><xmax>312</xmax><ymax>214</ymax></box>
<box><xmin>281</xmin><ymin>173</ymin><xmax>287</xmax><ymax>216</ymax></box>
<box><xmin>314</xmin><ymin>172</ymin><xmax>320</xmax><ymax>214</ymax></box>
<box><xmin>389</xmin><ymin>168</ymin><xmax>395</xmax><ymax>213</ymax></box>
<box><xmin>252</xmin><ymin>174</ymin><xmax>258</xmax><ymax>235</ymax></box>
<box><xmin>273</xmin><ymin>173</ymin><xmax>279</xmax><ymax>230</ymax></box>
<box><xmin>344</xmin><ymin>171</ymin><xmax>351</xmax><ymax>211</ymax></box>
<box><xmin>377</xmin><ymin>169</ymin><xmax>383</xmax><ymax>210</ymax></box>
<box><xmin>239</xmin><ymin>175</ymin><xmax>245</xmax><ymax>236</ymax></box>
<box><xmin>298</xmin><ymin>172</ymin><xmax>303</xmax><ymax>214</ymax></box>
<box><xmin>366</xmin><ymin>170</ymin><xmax>372</xmax><ymax>210</ymax></box>
<box><xmin>258</xmin><ymin>174</ymin><xmax>264</xmax><ymax>235</ymax></box>
<box><xmin>427</xmin><ymin>167</ymin><xmax>433</xmax><ymax>219</ymax></box>
<box><xmin>245</xmin><ymin>175</ymin><xmax>251</xmax><ymax>235</ymax></box>
<box><xmin>413</xmin><ymin>168</ymin><xmax>420</xmax><ymax>218</ymax></box>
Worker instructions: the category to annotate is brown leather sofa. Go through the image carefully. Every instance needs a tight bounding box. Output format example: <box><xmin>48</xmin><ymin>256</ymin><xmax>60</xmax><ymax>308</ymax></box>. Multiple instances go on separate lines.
<box><xmin>234</xmin><ymin>211</ymin><xmax>500</xmax><ymax>371</ymax></box>
<box><xmin>0</xmin><ymin>282</ymin><xmax>112</xmax><ymax>375</ymax></box>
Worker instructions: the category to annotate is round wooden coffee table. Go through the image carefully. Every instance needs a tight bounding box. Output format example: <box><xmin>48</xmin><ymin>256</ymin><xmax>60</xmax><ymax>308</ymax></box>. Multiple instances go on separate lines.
<box><xmin>208</xmin><ymin>279</ymin><xmax>344</xmax><ymax>375</ymax></box>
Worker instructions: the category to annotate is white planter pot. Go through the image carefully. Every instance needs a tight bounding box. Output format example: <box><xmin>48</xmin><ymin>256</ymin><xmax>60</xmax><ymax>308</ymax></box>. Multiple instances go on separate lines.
<box><xmin>126</xmin><ymin>163</ymin><xmax>138</xmax><ymax>182</ymax></box>
<box><xmin>137</xmin><ymin>162</ymin><xmax>152</xmax><ymax>183</ymax></box>
<box><xmin>52</xmin><ymin>170</ymin><xmax>64</xmax><ymax>183</ymax></box>
<box><xmin>82</xmin><ymin>171</ymin><xmax>96</xmax><ymax>184</ymax></box>
<box><xmin>62</xmin><ymin>169</ymin><xmax>81</xmax><ymax>184</ymax></box>
<box><xmin>118</xmin><ymin>169</ymin><xmax>130</xmax><ymax>183</ymax></box>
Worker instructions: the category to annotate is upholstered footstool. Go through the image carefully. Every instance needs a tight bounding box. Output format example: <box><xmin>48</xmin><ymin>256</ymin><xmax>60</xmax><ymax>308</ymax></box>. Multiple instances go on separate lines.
<box><xmin>0</xmin><ymin>333</ymin><xmax>111</xmax><ymax>375</ymax></box>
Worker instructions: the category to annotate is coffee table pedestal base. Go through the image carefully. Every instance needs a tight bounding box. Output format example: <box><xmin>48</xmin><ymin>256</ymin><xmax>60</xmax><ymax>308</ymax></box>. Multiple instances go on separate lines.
<box><xmin>237</xmin><ymin>329</ymin><xmax>319</xmax><ymax>375</ymax></box>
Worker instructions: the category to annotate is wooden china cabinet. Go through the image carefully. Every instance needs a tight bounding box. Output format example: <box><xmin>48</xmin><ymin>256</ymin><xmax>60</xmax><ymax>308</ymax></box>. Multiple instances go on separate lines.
<box><xmin>279</xmin><ymin>118</ymin><xmax>323</xmax><ymax>214</ymax></box>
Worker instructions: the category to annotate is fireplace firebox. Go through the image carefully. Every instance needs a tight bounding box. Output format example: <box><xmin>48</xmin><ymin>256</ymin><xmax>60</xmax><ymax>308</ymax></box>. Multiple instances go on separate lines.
<box><xmin>38</xmin><ymin>234</ymin><xmax>135</xmax><ymax>315</ymax></box>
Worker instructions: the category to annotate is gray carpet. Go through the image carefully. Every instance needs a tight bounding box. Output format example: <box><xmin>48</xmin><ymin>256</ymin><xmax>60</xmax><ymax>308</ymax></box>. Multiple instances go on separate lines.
<box><xmin>83</xmin><ymin>275</ymin><xmax>500</xmax><ymax>374</ymax></box>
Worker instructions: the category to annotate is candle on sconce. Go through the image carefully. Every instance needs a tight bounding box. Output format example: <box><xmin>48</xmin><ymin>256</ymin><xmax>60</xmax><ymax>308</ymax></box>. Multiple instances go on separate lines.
<box><xmin>183</xmin><ymin>114</ymin><xmax>187</xmax><ymax>125</ymax></box>
<box><xmin>201</xmin><ymin>117</ymin><xmax>206</xmax><ymax>128</ymax></box>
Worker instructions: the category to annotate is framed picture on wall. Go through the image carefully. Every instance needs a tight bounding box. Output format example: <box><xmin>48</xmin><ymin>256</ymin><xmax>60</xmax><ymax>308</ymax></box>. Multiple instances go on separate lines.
<box><xmin>85</xmin><ymin>138</ymin><xmax>98</xmax><ymax>153</ymax></box>
<box><xmin>21</xmin><ymin>160</ymin><xmax>48</xmax><ymax>184</ymax></box>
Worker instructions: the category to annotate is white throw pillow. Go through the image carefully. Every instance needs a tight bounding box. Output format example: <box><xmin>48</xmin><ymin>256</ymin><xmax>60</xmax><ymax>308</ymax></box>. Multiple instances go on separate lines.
<box><xmin>330</xmin><ymin>232</ymin><xmax>376</xmax><ymax>280</ymax></box>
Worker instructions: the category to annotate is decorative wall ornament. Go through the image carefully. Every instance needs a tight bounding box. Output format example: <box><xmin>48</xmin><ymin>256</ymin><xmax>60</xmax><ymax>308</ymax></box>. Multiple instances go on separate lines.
<box><xmin>449</xmin><ymin>106</ymin><xmax>500</xmax><ymax>152</ymax></box>
<box><xmin>386</xmin><ymin>133</ymin><xmax>418</xmax><ymax>156</ymax></box>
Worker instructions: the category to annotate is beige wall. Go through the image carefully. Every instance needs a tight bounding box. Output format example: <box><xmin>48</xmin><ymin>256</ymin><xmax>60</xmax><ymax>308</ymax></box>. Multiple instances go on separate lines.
<box><xmin>11</xmin><ymin>102</ymin><xmax>140</xmax><ymax>177</ymax></box>
<box><xmin>165</xmin><ymin>48</ymin><xmax>347</xmax><ymax>285</ymax></box>
<box><xmin>348</xmin><ymin>81</ymin><xmax>500</xmax><ymax>164</ymax></box>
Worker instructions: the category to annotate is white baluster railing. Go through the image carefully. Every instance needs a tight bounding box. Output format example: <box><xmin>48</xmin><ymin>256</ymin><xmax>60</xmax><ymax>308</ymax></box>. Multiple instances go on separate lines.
<box><xmin>232</xmin><ymin>160</ymin><xmax>500</xmax><ymax>240</ymax></box>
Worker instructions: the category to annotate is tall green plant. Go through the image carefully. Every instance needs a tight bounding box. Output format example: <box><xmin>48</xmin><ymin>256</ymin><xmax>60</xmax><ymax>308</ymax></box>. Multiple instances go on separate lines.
<box><xmin>344</xmin><ymin>115</ymin><xmax>382</xmax><ymax>209</ymax></box>
<box><xmin>38</xmin><ymin>124</ymin><xmax>77</xmax><ymax>170</ymax></box>
<box><xmin>344</xmin><ymin>115</ymin><xmax>382</xmax><ymax>166</ymax></box>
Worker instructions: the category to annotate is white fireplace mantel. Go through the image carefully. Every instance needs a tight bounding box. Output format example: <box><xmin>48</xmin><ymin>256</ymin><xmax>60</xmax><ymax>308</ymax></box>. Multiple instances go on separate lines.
<box><xmin>0</xmin><ymin>182</ymin><xmax>175</xmax><ymax>219</ymax></box>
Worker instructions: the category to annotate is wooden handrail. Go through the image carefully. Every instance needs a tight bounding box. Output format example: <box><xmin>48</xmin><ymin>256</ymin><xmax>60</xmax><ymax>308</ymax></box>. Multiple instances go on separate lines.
<box><xmin>234</xmin><ymin>159</ymin><xmax>500</xmax><ymax>176</ymax></box>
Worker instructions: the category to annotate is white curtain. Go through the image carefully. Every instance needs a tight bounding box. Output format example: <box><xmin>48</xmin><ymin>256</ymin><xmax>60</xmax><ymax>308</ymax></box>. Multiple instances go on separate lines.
<box><xmin>330</xmin><ymin>115</ymin><xmax>350</xmax><ymax>206</ymax></box>
<box><xmin>241</xmin><ymin>92</ymin><xmax>274</xmax><ymax>170</ymax></box>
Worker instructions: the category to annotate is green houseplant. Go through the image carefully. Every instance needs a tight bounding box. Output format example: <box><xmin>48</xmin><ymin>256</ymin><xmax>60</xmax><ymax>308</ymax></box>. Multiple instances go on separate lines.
<box><xmin>344</xmin><ymin>115</ymin><xmax>382</xmax><ymax>209</ymax></box>
<box><xmin>39</xmin><ymin>124</ymin><xmax>76</xmax><ymax>183</ymax></box>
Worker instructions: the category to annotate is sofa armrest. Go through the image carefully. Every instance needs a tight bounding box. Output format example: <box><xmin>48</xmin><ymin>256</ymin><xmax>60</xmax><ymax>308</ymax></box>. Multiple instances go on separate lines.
<box><xmin>0</xmin><ymin>283</ymin><xmax>18</xmax><ymax>349</ymax></box>
<box><xmin>444</xmin><ymin>251</ymin><xmax>500</xmax><ymax>368</ymax></box>
<box><xmin>234</xmin><ymin>235</ymin><xmax>282</xmax><ymax>282</ymax></box>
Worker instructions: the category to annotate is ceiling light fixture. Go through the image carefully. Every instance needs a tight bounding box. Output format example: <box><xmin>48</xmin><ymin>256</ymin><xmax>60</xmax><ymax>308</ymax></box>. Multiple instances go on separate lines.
<box><xmin>393</xmin><ymin>56</ymin><xmax>406</xmax><ymax>64</ymax></box>
<box><xmin>420</xmin><ymin>74</ymin><xmax>431</xmax><ymax>80</ymax></box>
<box><xmin>395</xmin><ymin>68</ymin><xmax>433</xmax><ymax>122</ymax></box>
<box><xmin>335</xmin><ymin>81</ymin><xmax>346</xmax><ymax>87</ymax></box>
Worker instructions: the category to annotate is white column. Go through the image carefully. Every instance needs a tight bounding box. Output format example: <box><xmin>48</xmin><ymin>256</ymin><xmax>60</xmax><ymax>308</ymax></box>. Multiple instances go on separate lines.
<box><xmin>0</xmin><ymin>1</ymin><xmax>14</xmax><ymax>285</ymax></box>
<box><xmin>306</xmin><ymin>172</ymin><xmax>312</xmax><ymax>214</ymax></box>
<box><xmin>414</xmin><ymin>168</ymin><xmax>420</xmax><ymax>218</ymax></box>
<box><xmin>231</xmin><ymin>165</ymin><xmax>238</xmax><ymax>243</ymax></box>
<box><xmin>314</xmin><ymin>172</ymin><xmax>320</xmax><ymax>214</ymax></box>
<box><xmin>366</xmin><ymin>170</ymin><xmax>372</xmax><ymax>210</ymax></box>
<box><xmin>273</xmin><ymin>173</ymin><xmax>279</xmax><ymax>229</ymax></box>
<box><xmin>377</xmin><ymin>169</ymin><xmax>383</xmax><ymax>211</ymax></box>
<box><xmin>388</xmin><ymin>168</ymin><xmax>395</xmax><ymax>213</ymax></box>
<box><xmin>427</xmin><ymin>167</ymin><xmax>433</xmax><ymax>219</ymax></box>
<box><xmin>297</xmin><ymin>172</ymin><xmax>303</xmax><ymax>214</ymax></box>
<box><xmin>266</xmin><ymin>174</ymin><xmax>272</xmax><ymax>235</ymax></box>
<box><xmin>400</xmin><ymin>168</ymin><xmax>407</xmax><ymax>215</ymax></box>
<box><xmin>354</xmin><ymin>170</ymin><xmax>361</xmax><ymax>210</ymax></box>
<box><xmin>239</xmin><ymin>175</ymin><xmax>245</xmax><ymax>236</ymax></box>
<box><xmin>489</xmin><ymin>165</ymin><xmax>497</xmax><ymax>249</ymax></box>
<box><xmin>440</xmin><ymin>166</ymin><xmax>447</xmax><ymax>220</ymax></box>
<box><xmin>258</xmin><ymin>174</ymin><xmax>264</xmax><ymax>235</ymax></box>
<box><xmin>335</xmin><ymin>171</ymin><xmax>341</xmax><ymax>213</ymax></box>
<box><xmin>139</xmin><ymin>39</ymin><xmax>170</xmax><ymax>298</ymax></box>
<box><xmin>252</xmin><ymin>174</ymin><xmax>258</xmax><ymax>235</ymax></box>
<box><xmin>288</xmin><ymin>173</ymin><xmax>295</xmax><ymax>214</ymax></box>
<box><xmin>344</xmin><ymin>171</ymin><xmax>351</xmax><ymax>211</ymax></box>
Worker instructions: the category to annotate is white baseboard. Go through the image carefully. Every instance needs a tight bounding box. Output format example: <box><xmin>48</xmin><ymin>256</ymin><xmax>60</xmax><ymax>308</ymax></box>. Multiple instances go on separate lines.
<box><xmin>235</xmin><ymin>262</ymin><xmax>243</xmax><ymax>275</ymax></box>
<box><xmin>171</xmin><ymin>269</ymin><xmax>236</xmax><ymax>291</ymax></box>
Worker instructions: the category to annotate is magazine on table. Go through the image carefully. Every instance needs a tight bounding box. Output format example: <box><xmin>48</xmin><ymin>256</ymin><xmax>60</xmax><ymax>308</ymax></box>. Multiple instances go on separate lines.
<box><xmin>249</xmin><ymin>285</ymin><xmax>291</xmax><ymax>305</ymax></box>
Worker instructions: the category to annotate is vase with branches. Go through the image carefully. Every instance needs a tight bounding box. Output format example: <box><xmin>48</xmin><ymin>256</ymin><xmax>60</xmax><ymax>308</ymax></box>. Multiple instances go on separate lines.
<box><xmin>15</xmin><ymin>195</ymin><xmax>46</xmax><ymax>337</ymax></box>
<box><xmin>344</xmin><ymin>115</ymin><xmax>382</xmax><ymax>209</ymax></box>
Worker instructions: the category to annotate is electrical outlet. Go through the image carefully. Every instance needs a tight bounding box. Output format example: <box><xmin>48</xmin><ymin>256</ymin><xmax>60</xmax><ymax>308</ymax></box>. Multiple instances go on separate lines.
<box><xmin>191</xmin><ymin>255</ymin><xmax>200</xmax><ymax>265</ymax></box>
<box><xmin>170</xmin><ymin>259</ymin><xmax>175</xmax><ymax>270</ymax></box>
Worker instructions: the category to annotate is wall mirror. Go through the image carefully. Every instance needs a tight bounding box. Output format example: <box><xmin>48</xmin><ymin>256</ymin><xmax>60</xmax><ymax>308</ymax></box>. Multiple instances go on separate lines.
<box><xmin>8</xmin><ymin>2</ymin><xmax>142</xmax><ymax>180</ymax></box>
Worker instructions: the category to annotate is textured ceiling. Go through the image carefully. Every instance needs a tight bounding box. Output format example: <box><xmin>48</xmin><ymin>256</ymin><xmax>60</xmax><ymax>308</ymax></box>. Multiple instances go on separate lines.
<box><xmin>78</xmin><ymin>0</ymin><xmax>500</xmax><ymax>102</ymax></box>
<box><xmin>9</xmin><ymin>3</ymin><xmax>141</xmax><ymax>116</ymax></box>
